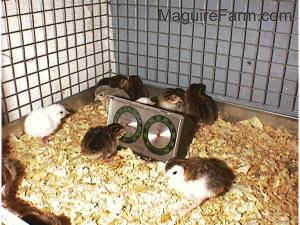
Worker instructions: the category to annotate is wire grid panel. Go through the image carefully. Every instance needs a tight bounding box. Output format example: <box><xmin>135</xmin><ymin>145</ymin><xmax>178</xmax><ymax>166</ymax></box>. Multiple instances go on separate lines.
<box><xmin>2</xmin><ymin>0</ymin><xmax>111</xmax><ymax>123</ymax></box>
<box><xmin>108</xmin><ymin>0</ymin><xmax>298</xmax><ymax>118</ymax></box>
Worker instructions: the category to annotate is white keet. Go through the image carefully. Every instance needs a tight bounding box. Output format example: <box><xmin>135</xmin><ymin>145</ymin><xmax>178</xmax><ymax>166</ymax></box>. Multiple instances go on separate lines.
<box><xmin>24</xmin><ymin>104</ymin><xmax>69</xmax><ymax>138</ymax></box>
<box><xmin>165</xmin><ymin>164</ymin><xmax>213</xmax><ymax>203</ymax></box>
<box><xmin>165</xmin><ymin>157</ymin><xmax>235</xmax><ymax>216</ymax></box>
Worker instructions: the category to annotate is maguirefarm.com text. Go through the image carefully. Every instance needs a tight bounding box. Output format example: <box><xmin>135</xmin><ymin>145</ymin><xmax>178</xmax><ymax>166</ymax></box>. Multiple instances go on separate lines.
<box><xmin>159</xmin><ymin>9</ymin><xmax>292</xmax><ymax>24</ymax></box>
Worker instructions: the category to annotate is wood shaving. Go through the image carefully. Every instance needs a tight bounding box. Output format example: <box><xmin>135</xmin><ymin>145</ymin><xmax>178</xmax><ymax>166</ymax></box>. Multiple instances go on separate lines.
<box><xmin>6</xmin><ymin>103</ymin><xmax>297</xmax><ymax>225</ymax></box>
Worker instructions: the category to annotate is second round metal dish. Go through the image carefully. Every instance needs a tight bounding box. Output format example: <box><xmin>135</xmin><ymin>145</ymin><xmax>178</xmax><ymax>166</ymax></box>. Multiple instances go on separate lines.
<box><xmin>143</xmin><ymin>115</ymin><xmax>177</xmax><ymax>155</ymax></box>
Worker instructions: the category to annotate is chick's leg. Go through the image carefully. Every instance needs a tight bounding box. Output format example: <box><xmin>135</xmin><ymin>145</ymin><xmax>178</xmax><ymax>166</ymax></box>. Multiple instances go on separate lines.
<box><xmin>101</xmin><ymin>151</ymin><xmax>118</xmax><ymax>163</ymax></box>
<box><xmin>41</xmin><ymin>136</ymin><xmax>49</xmax><ymax>145</ymax></box>
<box><xmin>177</xmin><ymin>197</ymin><xmax>207</xmax><ymax>217</ymax></box>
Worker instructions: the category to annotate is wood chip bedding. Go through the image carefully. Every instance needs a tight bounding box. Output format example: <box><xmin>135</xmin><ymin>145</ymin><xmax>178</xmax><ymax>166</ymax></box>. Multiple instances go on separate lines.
<box><xmin>6</xmin><ymin>103</ymin><xmax>297</xmax><ymax>225</ymax></box>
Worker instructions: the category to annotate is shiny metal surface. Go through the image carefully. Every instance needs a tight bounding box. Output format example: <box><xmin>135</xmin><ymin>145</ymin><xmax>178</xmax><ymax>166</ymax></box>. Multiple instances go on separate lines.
<box><xmin>107</xmin><ymin>95</ymin><xmax>185</xmax><ymax>161</ymax></box>
<box><xmin>147</xmin><ymin>123</ymin><xmax>171</xmax><ymax>149</ymax></box>
<box><xmin>116</xmin><ymin>112</ymin><xmax>138</xmax><ymax>138</ymax></box>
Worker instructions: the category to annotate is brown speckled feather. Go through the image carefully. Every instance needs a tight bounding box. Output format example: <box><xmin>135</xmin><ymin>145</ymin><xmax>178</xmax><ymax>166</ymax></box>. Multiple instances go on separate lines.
<box><xmin>96</xmin><ymin>75</ymin><xmax>128</xmax><ymax>89</ymax></box>
<box><xmin>185</xmin><ymin>83</ymin><xmax>218</xmax><ymax>124</ymax></box>
<box><xmin>81</xmin><ymin>123</ymin><xmax>125</xmax><ymax>160</ymax></box>
<box><xmin>166</xmin><ymin>157</ymin><xmax>235</xmax><ymax>194</ymax></box>
<box><xmin>126</xmin><ymin>75</ymin><xmax>150</xmax><ymax>100</ymax></box>
<box><xmin>157</xmin><ymin>88</ymin><xmax>186</xmax><ymax>113</ymax></box>
<box><xmin>2</xmin><ymin>157</ymin><xmax>25</xmax><ymax>200</ymax></box>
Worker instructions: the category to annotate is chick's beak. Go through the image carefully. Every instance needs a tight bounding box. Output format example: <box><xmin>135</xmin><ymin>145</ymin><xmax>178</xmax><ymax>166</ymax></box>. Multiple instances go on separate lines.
<box><xmin>63</xmin><ymin>105</ymin><xmax>76</xmax><ymax>114</ymax></box>
<box><xmin>65</xmin><ymin>109</ymin><xmax>75</xmax><ymax>116</ymax></box>
<box><xmin>94</xmin><ymin>95</ymin><xmax>102</xmax><ymax>102</ymax></box>
<box><xmin>118</xmin><ymin>129</ymin><xmax>127</xmax><ymax>138</ymax></box>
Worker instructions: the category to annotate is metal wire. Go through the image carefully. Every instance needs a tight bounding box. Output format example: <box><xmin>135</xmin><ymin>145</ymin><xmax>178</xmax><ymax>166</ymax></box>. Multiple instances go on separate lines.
<box><xmin>277</xmin><ymin>0</ymin><xmax>297</xmax><ymax>109</ymax></box>
<box><xmin>224</xmin><ymin>0</ymin><xmax>236</xmax><ymax>97</ymax></box>
<box><xmin>1</xmin><ymin>0</ymin><xmax>298</xmax><ymax>123</ymax></box>
<box><xmin>237</xmin><ymin>0</ymin><xmax>250</xmax><ymax>99</ymax></box>
<box><xmin>106</xmin><ymin>0</ymin><xmax>112</xmax><ymax>77</ymax></box>
<box><xmin>264</xmin><ymin>1</ymin><xmax>280</xmax><ymax>105</ymax></box>
<box><xmin>166</xmin><ymin>0</ymin><xmax>171</xmax><ymax>84</ymax></box>
<box><xmin>188</xmin><ymin>0</ymin><xmax>196</xmax><ymax>85</ymax></box>
<box><xmin>3</xmin><ymin>1</ymin><xmax>22</xmax><ymax>119</ymax></box>
<box><xmin>201</xmin><ymin>0</ymin><xmax>209</xmax><ymax>83</ymax></box>
<box><xmin>2</xmin><ymin>0</ymin><xmax>110</xmax><ymax>122</ymax></box>
<box><xmin>249</xmin><ymin>0</ymin><xmax>264</xmax><ymax>102</ymax></box>
<box><xmin>212</xmin><ymin>0</ymin><xmax>222</xmax><ymax>93</ymax></box>
<box><xmin>108</xmin><ymin>0</ymin><xmax>298</xmax><ymax>117</ymax></box>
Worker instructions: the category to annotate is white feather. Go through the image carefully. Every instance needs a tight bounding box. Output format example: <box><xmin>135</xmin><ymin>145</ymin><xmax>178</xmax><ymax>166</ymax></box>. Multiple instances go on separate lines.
<box><xmin>166</xmin><ymin>165</ymin><xmax>213</xmax><ymax>203</ymax></box>
<box><xmin>159</xmin><ymin>101</ymin><xmax>177</xmax><ymax>111</ymax></box>
<box><xmin>136</xmin><ymin>97</ymin><xmax>155</xmax><ymax>105</ymax></box>
<box><xmin>24</xmin><ymin>104</ymin><xmax>68</xmax><ymax>138</ymax></box>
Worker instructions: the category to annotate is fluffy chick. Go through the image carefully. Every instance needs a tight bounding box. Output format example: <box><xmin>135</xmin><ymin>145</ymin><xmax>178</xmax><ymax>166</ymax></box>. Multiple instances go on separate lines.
<box><xmin>81</xmin><ymin>123</ymin><xmax>126</xmax><ymax>160</ymax></box>
<box><xmin>165</xmin><ymin>157</ymin><xmax>235</xmax><ymax>206</ymax></box>
<box><xmin>2</xmin><ymin>157</ymin><xmax>25</xmax><ymax>201</ymax></box>
<box><xmin>21</xmin><ymin>211</ymin><xmax>70</xmax><ymax>225</ymax></box>
<box><xmin>95</xmin><ymin>75</ymin><xmax>149</xmax><ymax>101</ymax></box>
<box><xmin>96</xmin><ymin>75</ymin><xmax>128</xmax><ymax>89</ymax></box>
<box><xmin>94</xmin><ymin>85</ymin><xmax>130</xmax><ymax>110</ymax></box>
<box><xmin>125</xmin><ymin>75</ymin><xmax>150</xmax><ymax>100</ymax></box>
<box><xmin>185</xmin><ymin>83</ymin><xmax>218</xmax><ymax>125</ymax></box>
<box><xmin>157</xmin><ymin>88</ymin><xmax>185</xmax><ymax>113</ymax></box>
<box><xmin>24</xmin><ymin>104</ymin><xmax>69</xmax><ymax>142</ymax></box>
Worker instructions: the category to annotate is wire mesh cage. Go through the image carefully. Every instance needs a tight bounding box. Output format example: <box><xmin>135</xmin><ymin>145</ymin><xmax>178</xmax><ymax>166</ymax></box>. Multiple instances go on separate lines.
<box><xmin>109</xmin><ymin>0</ymin><xmax>298</xmax><ymax>117</ymax></box>
<box><xmin>1</xmin><ymin>0</ymin><xmax>299</xmax><ymax>124</ymax></box>
<box><xmin>2</xmin><ymin>0</ymin><xmax>111</xmax><ymax>123</ymax></box>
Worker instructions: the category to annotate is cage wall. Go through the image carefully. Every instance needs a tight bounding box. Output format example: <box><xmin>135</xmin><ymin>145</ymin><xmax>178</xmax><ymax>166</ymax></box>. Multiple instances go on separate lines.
<box><xmin>2</xmin><ymin>0</ymin><xmax>111</xmax><ymax>123</ymax></box>
<box><xmin>1</xmin><ymin>0</ymin><xmax>299</xmax><ymax>125</ymax></box>
<box><xmin>109</xmin><ymin>0</ymin><xmax>298</xmax><ymax>118</ymax></box>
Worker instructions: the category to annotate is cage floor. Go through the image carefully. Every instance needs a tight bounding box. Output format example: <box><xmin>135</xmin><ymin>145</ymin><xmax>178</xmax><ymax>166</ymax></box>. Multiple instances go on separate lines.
<box><xmin>7</xmin><ymin>103</ymin><xmax>297</xmax><ymax>225</ymax></box>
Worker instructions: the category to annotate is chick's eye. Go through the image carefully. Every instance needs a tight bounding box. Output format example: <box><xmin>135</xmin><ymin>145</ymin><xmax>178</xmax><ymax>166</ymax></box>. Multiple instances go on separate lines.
<box><xmin>60</xmin><ymin>111</ymin><xmax>64</xmax><ymax>114</ymax></box>
<box><xmin>172</xmin><ymin>171</ymin><xmax>177</xmax><ymax>175</ymax></box>
<box><xmin>115</xmin><ymin>127</ymin><xmax>122</xmax><ymax>133</ymax></box>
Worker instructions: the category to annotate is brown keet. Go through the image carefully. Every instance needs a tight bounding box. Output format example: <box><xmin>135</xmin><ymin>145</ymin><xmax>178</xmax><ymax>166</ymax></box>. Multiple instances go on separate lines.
<box><xmin>21</xmin><ymin>211</ymin><xmax>70</xmax><ymax>225</ymax></box>
<box><xmin>6</xmin><ymin>198</ymin><xmax>71</xmax><ymax>225</ymax></box>
<box><xmin>81</xmin><ymin>123</ymin><xmax>126</xmax><ymax>160</ymax></box>
<box><xmin>157</xmin><ymin>88</ymin><xmax>186</xmax><ymax>113</ymax></box>
<box><xmin>125</xmin><ymin>75</ymin><xmax>150</xmax><ymax>100</ymax></box>
<box><xmin>165</xmin><ymin>157</ymin><xmax>235</xmax><ymax>207</ymax></box>
<box><xmin>94</xmin><ymin>85</ymin><xmax>130</xmax><ymax>110</ymax></box>
<box><xmin>2</xmin><ymin>160</ymin><xmax>71</xmax><ymax>225</ymax></box>
<box><xmin>96</xmin><ymin>75</ymin><xmax>128</xmax><ymax>89</ymax></box>
<box><xmin>2</xmin><ymin>157</ymin><xmax>25</xmax><ymax>201</ymax></box>
<box><xmin>185</xmin><ymin>83</ymin><xmax>218</xmax><ymax>125</ymax></box>
<box><xmin>95</xmin><ymin>75</ymin><xmax>130</xmax><ymax>107</ymax></box>
<box><xmin>95</xmin><ymin>75</ymin><xmax>149</xmax><ymax>101</ymax></box>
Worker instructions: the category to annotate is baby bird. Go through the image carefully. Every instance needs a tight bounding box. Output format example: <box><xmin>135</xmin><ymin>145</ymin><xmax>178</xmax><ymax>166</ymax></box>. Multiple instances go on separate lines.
<box><xmin>21</xmin><ymin>211</ymin><xmax>70</xmax><ymax>225</ymax></box>
<box><xmin>24</xmin><ymin>104</ymin><xmax>69</xmax><ymax>143</ymax></box>
<box><xmin>185</xmin><ymin>83</ymin><xmax>218</xmax><ymax>125</ymax></box>
<box><xmin>95</xmin><ymin>75</ymin><xmax>149</xmax><ymax>101</ymax></box>
<box><xmin>96</xmin><ymin>75</ymin><xmax>128</xmax><ymax>89</ymax></box>
<box><xmin>81</xmin><ymin>123</ymin><xmax>126</xmax><ymax>160</ymax></box>
<box><xmin>94</xmin><ymin>85</ymin><xmax>130</xmax><ymax>110</ymax></box>
<box><xmin>157</xmin><ymin>88</ymin><xmax>185</xmax><ymax>113</ymax></box>
<box><xmin>165</xmin><ymin>157</ymin><xmax>235</xmax><ymax>209</ymax></box>
<box><xmin>3</xmin><ymin>192</ymin><xmax>71</xmax><ymax>225</ymax></box>
<box><xmin>2</xmin><ymin>157</ymin><xmax>25</xmax><ymax>201</ymax></box>
<box><xmin>125</xmin><ymin>75</ymin><xmax>150</xmax><ymax>100</ymax></box>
